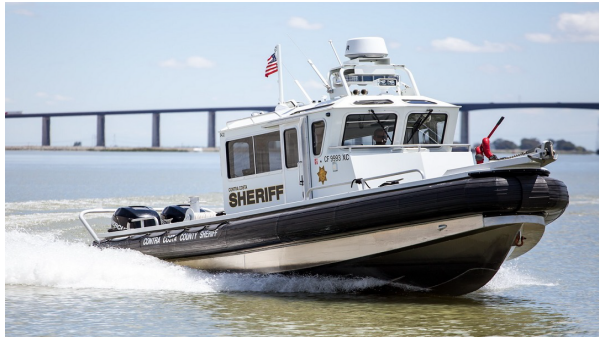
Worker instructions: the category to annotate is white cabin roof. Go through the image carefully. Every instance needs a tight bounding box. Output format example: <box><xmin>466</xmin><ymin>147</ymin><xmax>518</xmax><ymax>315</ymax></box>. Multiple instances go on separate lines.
<box><xmin>221</xmin><ymin>94</ymin><xmax>458</xmax><ymax>132</ymax></box>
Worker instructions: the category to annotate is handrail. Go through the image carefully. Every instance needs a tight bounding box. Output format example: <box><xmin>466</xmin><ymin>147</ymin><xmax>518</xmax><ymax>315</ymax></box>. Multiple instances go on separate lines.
<box><xmin>78</xmin><ymin>209</ymin><xmax>117</xmax><ymax>243</ymax></box>
<box><xmin>394</xmin><ymin>65</ymin><xmax>420</xmax><ymax>96</ymax></box>
<box><xmin>330</xmin><ymin>143</ymin><xmax>471</xmax><ymax>151</ymax></box>
<box><xmin>305</xmin><ymin>168</ymin><xmax>425</xmax><ymax>198</ymax></box>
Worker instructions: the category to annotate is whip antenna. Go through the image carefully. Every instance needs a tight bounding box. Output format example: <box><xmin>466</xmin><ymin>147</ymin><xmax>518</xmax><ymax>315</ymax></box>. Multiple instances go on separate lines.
<box><xmin>287</xmin><ymin>34</ymin><xmax>332</xmax><ymax>91</ymax></box>
<box><xmin>329</xmin><ymin>40</ymin><xmax>343</xmax><ymax>66</ymax></box>
<box><xmin>283</xmin><ymin>64</ymin><xmax>313</xmax><ymax>103</ymax></box>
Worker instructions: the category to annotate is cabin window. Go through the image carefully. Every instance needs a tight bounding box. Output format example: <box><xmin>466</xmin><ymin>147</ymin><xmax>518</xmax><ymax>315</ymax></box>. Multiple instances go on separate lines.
<box><xmin>311</xmin><ymin>121</ymin><xmax>325</xmax><ymax>155</ymax></box>
<box><xmin>342</xmin><ymin>113</ymin><xmax>397</xmax><ymax>146</ymax></box>
<box><xmin>403</xmin><ymin>113</ymin><xmax>448</xmax><ymax>144</ymax></box>
<box><xmin>284</xmin><ymin>128</ymin><xmax>299</xmax><ymax>168</ymax></box>
<box><xmin>227</xmin><ymin>131</ymin><xmax>282</xmax><ymax>178</ymax></box>
<box><xmin>227</xmin><ymin>137</ymin><xmax>254</xmax><ymax>178</ymax></box>
<box><xmin>254</xmin><ymin>131</ymin><xmax>282</xmax><ymax>174</ymax></box>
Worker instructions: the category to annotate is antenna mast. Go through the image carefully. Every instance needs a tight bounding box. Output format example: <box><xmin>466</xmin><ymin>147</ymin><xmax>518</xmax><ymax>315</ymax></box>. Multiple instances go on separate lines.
<box><xmin>307</xmin><ymin>59</ymin><xmax>331</xmax><ymax>90</ymax></box>
<box><xmin>329</xmin><ymin>40</ymin><xmax>343</xmax><ymax>66</ymax></box>
<box><xmin>276</xmin><ymin>44</ymin><xmax>284</xmax><ymax>104</ymax></box>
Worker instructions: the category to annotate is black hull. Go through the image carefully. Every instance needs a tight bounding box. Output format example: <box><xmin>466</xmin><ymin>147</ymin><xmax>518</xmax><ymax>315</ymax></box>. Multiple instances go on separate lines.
<box><xmin>294</xmin><ymin>223</ymin><xmax>521</xmax><ymax>296</ymax></box>
<box><xmin>96</xmin><ymin>169</ymin><xmax>568</xmax><ymax>295</ymax></box>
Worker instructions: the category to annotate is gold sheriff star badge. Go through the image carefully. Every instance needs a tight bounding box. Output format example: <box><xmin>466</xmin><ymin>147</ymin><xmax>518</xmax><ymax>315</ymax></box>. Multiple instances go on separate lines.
<box><xmin>317</xmin><ymin>166</ymin><xmax>327</xmax><ymax>184</ymax></box>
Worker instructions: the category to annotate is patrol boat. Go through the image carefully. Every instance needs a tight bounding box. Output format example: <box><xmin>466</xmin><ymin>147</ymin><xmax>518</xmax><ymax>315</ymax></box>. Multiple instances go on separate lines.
<box><xmin>79</xmin><ymin>37</ymin><xmax>568</xmax><ymax>295</ymax></box>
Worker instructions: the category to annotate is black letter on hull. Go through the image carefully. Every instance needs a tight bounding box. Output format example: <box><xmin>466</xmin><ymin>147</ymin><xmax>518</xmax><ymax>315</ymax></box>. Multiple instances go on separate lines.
<box><xmin>229</xmin><ymin>193</ymin><xmax>237</xmax><ymax>208</ymax></box>
<box><xmin>276</xmin><ymin>185</ymin><xmax>284</xmax><ymax>200</ymax></box>
<box><xmin>256</xmin><ymin>188</ymin><xmax>266</xmax><ymax>203</ymax></box>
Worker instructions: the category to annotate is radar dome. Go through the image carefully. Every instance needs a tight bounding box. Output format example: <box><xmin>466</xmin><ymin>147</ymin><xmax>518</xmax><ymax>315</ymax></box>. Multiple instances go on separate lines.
<box><xmin>344</xmin><ymin>37</ymin><xmax>389</xmax><ymax>59</ymax></box>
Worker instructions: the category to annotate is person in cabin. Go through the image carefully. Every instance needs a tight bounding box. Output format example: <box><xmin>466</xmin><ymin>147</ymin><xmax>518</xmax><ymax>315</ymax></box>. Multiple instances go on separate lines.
<box><xmin>373</xmin><ymin>128</ymin><xmax>388</xmax><ymax>145</ymax></box>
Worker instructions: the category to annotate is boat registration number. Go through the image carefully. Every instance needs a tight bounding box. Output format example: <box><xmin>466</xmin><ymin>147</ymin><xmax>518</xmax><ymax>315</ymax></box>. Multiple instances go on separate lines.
<box><xmin>323</xmin><ymin>154</ymin><xmax>350</xmax><ymax>163</ymax></box>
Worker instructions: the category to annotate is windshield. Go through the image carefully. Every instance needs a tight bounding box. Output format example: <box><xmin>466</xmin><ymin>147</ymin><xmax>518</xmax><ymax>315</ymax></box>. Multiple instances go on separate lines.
<box><xmin>342</xmin><ymin>113</ymin><xmax>397</xmax><ymax>146</ymax></box>
<box><xmin>403</xmin><ymin>113</ymin><xmax>447</xmax><ymax>144</ymax></box>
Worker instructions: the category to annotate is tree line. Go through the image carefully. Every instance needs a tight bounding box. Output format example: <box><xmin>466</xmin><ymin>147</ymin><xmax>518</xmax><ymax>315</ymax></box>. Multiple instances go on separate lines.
<box><xmin>490</xmin><ymin>138</ymin><xmax>591</xmax><ymax>152</ymax></box>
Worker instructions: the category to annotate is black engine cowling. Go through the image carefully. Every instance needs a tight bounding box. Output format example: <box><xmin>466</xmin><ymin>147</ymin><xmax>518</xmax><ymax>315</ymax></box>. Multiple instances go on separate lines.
<box><xmin>109</xmin><ymin>206</ymin><xmax>161</xmax><ymax>232</ymax></box>
<box><xmin>161</xmin><ymin>205</ymin><xmax>195</xmax><ymax>223</ymax></box>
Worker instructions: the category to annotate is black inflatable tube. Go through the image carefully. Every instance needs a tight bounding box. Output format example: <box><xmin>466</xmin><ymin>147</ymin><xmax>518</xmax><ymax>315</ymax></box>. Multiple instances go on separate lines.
<box><xmin>97</xmin><ymin>170</ymin><xmax>569</xmax><ymax>261</ymax></box>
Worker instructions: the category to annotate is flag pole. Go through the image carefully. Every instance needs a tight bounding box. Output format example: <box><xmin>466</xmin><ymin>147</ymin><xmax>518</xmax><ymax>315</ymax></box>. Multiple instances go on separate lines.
<box><xmin>276</xmin><ymin>44</ymin><xmax>284</xmax><ymax>104</ymax></box>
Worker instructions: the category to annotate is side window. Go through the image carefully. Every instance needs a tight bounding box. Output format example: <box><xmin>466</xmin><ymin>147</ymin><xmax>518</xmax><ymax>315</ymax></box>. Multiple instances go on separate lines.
<box><xmin>342</xmin><ymin>113</ymin><xmax>397</xmax><ymax>146</ymax></box>
<box><xmin>311</xmin><ymin>121</ymin><xmax>325</xmax><ymax>155</ymax></box>
<box><xmin>227</xmin><ymin>137</ymin><xmax>254</xmax><ymax>178</ymax></box>
<box><xmin>254</xmin><ymin>131</ymin><xmax>282</xmax><ymax>174</ymax></box>
<box><xmin>284</xmin><ymin>128</ymin><xmax>299</xmax><ymax>169</ymax></box>
<box><xmin>404</xmin><ymin>113</ymin><xmax>448</xmax><ymax>144</ymax></box>
<box><xmin>227</xmin><ymin>131</ymin><xmax>283</xmax><ymax>178</ymax></box>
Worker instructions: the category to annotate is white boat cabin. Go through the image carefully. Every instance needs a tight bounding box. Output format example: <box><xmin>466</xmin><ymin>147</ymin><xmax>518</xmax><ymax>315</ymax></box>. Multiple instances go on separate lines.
<box><xmin>219</xmin><ymin>37</ymin><xmax>474</xmax><ymax>214</ymax></box>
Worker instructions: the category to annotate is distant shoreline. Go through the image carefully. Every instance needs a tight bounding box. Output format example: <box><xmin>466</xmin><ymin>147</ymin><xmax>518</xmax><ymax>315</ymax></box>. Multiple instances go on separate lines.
<box><xmin>485</xmin><ymin>149</ymin><xmax>596</xmax><ymax>155</ymax></box>
<box><xmin>5</xmin><ymin>146</ymin><xmax>219</xmax><ymax>152</ymax></box>
<box><xmin>4</xmin><ymin>146</ymin><xmax>595</xmax><ymax>154</ymax></box>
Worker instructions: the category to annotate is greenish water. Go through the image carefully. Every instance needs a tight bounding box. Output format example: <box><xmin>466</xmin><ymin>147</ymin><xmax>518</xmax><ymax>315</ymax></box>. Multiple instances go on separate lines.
<box><xmin>5</xmin><ymin>151</ymin><xmax>599</xmax><ymax>336</ymax></box>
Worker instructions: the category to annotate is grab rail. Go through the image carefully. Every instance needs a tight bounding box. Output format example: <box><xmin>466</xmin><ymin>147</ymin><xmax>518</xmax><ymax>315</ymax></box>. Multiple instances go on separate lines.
<box><xmin>78</xmin><ymin>209</ymin><xmax>117</xmax><ymax>243</ymax></box>
<box><xmin>305</xmin><ymin>168</ymin><xmax>425</xmax><ymax>199</ymax></box>
<box><xmin>330</xmin><ymin>143</ymin><xmax>471</xmax><ymax>152</ymax></box>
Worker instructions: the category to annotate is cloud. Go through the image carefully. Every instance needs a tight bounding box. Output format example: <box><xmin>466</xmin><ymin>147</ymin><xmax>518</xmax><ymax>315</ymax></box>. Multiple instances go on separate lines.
<box><xmin>14</xmin><ymin>9</ymin><xmax>34</xmax><ymax>16</ymax></box>
<box><xmin>288</xmin><ymin>17</ymin><xmax>322</xmax><ymax>30</ymax></box>
<box><xmin>525</xmin><ymin>33</ymin><xmax>556</xmax><ymax>43</ymax></box>
<box><xmin>557</xmin><ymin>11</ymin><xmax>599</xmax><ymax>41</ymax></box>
<box><xmin>431</xmin><ymin>37</ymin><xmax>517</xmax><ymax>53</ymax></box>
<box><xmin>186</xmin><ymin>56</ymin><xmax>215</xmax><ymax>68</ymax></box>
<box><xmin>159</xmin><ymin>58</ymin><xmax>180</xmax><ymax>68</ymax></box>
<box><xmin>526</xmin><ymin>11</ymin><xmax>598</xmax><ymax>43</ymax></box>
<box><xmin>6</xmin><ymin>97</ymin><xmax>12</xmax><ymax>103</ymax></box>
<box><xmin>36</xmin><ymin>92</ymin><xmax>50</xmax><ymax>98</ymax></box>
<box><xmin>159</xmin><ymin>56</ymin><xmax>215</xmax><ymax>69</ymax></box>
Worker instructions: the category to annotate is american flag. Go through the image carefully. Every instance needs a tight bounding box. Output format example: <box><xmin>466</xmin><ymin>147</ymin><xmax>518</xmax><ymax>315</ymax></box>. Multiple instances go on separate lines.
<box><xmin>265</xmin><ymin>53</ymin><xmax>278</xmax><ymax>77</ymax></box>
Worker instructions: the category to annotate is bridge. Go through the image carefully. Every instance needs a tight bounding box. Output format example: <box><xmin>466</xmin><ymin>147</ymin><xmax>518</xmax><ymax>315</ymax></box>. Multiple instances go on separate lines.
<box><xmin>4</xmin><ymin>102</ymin><xmax>598</xmax><ymax>147</ymax></box>
<box><xmin>457</xmin><ymin>102</ymin><xmax>598</xmax><ymax>144</ymax></box>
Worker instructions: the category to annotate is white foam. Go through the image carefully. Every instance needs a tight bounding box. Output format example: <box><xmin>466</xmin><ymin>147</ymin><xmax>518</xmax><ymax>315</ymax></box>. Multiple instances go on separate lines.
<box><xmin>5</xmin><ymin>212</ymin><xmax>79</xmax><ymax>230</ymax></box>
<box><xmin>482</xmin><ymin>260</ymin><xmax>557</xmax><ymax>292</ymax></box>
<box><xmin>5</xmin><ymin>230</ymin><xmax>213</xmax><ymax>292</ymax></box>
<box><xmin>5</xmin><ymin>194</ymin><xmax>224</xmax><ymax>214</ymax></box>
<box><xmin>569</xmin><ymin>197</ymin><xmax>599</xmax><ymax>206</ymax></box>
<box><xmin>5</xmin><ymin>230</ymin><xmax>394</xmax><ymax>294</ymax></box>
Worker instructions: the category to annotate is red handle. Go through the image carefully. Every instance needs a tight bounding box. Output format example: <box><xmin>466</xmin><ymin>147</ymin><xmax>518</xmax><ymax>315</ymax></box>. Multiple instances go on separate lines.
<box><xmin>487</xmin><ymin>116</ymin><xmax>505</xmax><ymax>139</ymax></box>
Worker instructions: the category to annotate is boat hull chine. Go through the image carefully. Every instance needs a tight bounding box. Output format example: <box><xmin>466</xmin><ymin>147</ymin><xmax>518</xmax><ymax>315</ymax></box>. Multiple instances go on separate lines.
<box><xmin>295</xmin><ymin>221</ymin><xmax>523</xmax><ymax>295</ymax></box>
<box><xmin>170</xmin><ymin>215</ymin><xmax>535</xmax><ymax>295</ymax></box>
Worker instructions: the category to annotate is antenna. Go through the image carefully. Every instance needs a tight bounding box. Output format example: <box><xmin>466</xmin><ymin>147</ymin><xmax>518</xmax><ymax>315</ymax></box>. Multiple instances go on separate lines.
<box><xmin>276</xmin><ymin>44</ymin><xmax>284</xmax><ymax>104</ymax></box>
<box><xmin>329</xmin><ymin>40</ymin><xmax>343</xmax><ymax>66</ymax></box>
<box><xmin>286</xmin><ymin>34</ymin><xmax>332</xmax><ymax>91</ymax></box>
<box><xmin>283</xmin><ymin>64</ymin><xmax>312</xmax><ymax>104</ymax></box>
<box><xmin>308</xmin><ymin>59</ymin><xmax>331</xmax><ymax>90</ymax></box>
<box><xmin>294</xmin><ymin>80</ymin><xmax>312</xmax><ymax>103</ymax></box>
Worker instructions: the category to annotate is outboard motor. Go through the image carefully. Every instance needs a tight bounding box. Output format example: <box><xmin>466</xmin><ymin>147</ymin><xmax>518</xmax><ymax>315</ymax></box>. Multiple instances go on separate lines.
<box><xmin>109</xmin><ymin>206</ymin><xmax>161</xmax><ymax>232</ymax></box>
<box><xmin>161</xmin><ymin>205</ymin><xmax>195</xmax><ymax>223</ymax></box>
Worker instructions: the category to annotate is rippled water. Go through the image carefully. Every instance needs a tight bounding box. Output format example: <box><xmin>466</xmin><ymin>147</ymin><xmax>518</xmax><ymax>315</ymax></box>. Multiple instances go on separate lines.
<box><xmin>4</xmin><ymin>151</ymin><xmax>599</xmax><ymax>336</ymax></box>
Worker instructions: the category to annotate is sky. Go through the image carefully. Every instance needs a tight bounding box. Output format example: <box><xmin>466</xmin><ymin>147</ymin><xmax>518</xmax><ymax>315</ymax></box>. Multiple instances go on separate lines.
<box><xmin>4</xmin><ymin>2</ymin><xmax>600</xmax><ymax>150</ymax></box>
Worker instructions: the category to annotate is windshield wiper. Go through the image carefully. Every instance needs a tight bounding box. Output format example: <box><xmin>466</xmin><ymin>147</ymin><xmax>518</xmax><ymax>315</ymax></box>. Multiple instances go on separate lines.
<box><xmin>405</xmin><ymin>109</ymin><xmax>433</xmax><ymax>143</ymax></box>
<box><xmin>369</xmin><ymin>109</ymin><xmax>393</xmax><ymax>144</ymax></box>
